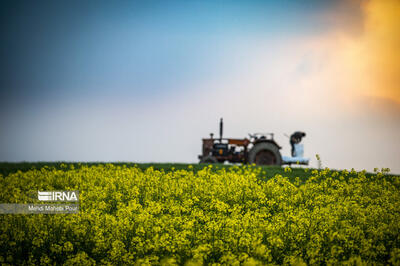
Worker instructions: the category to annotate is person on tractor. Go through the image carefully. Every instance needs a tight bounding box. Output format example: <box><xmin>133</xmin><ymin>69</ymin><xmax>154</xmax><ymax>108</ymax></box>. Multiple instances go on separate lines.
<box><xmin>290</xmin><ymin>131</ymin><xmax>306</xmax><ymax>157</ymax></box>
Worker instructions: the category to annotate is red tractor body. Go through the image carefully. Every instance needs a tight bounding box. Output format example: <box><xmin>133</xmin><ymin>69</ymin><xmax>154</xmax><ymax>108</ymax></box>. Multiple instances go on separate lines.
<box><xmin>199</xmin><ymin>119</ymin><xmax>284</xmax><ymax>165</ymax></box>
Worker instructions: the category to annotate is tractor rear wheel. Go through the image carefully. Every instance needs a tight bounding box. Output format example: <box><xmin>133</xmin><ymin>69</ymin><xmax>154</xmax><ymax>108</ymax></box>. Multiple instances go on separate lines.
<box><xmin>248</xmin><ymin>142</ymin><xmax>282</xmax><ymax>166</ymax></box>
<box><xmin>200</xmin><ymin>155</ymin><xmax>218</xmax><ymax>164</ymax></box>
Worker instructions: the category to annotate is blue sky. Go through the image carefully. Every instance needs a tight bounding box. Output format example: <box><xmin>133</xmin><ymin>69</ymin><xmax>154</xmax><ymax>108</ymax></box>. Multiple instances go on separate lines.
<box><xmin>1</xmin><ymin>0</ymin><xmax>335</xmax><ymax>105</ymax></box>
<box><xmin>1</xmin><ymin>0</ymin><xmax>399</xmax><ymax>173</ymax></box>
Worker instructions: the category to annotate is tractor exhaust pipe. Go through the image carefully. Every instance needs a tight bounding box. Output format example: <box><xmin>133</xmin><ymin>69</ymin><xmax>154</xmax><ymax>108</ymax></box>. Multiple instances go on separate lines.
<box><xmin>219</xmin><ymin>118</ymin><xmax>223</xmax><ymax>141</ymax></box>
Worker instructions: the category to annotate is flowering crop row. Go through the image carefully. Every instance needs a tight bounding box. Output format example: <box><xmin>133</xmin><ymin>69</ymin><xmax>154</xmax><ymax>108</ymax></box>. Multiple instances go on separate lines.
<box><xmin>1</xmin><ymin>164</ymin><xmax>399</xmax><ymax>265</ymax></box>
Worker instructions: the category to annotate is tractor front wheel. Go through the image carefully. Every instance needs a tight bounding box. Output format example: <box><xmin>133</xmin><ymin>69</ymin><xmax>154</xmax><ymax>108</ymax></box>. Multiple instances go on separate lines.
<box><xmin>248</xmin><ymin>142</ymin><xmax>282</xmax><ymax>166</ymax></box>
<box><xmin>199</xmin><ymin>155</ymin><xmax>218</xmax><ymax>164</ymax></box>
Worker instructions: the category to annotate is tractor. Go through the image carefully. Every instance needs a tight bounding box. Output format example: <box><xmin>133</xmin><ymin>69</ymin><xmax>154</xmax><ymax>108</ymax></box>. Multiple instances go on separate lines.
<box><xmin>198</xmin><ymin>118</ymin><xmax>309</xmax><ymax>166</ymax></box>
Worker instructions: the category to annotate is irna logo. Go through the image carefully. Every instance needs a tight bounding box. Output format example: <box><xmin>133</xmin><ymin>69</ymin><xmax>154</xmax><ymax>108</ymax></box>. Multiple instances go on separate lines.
<box><xmin>38</xmin><ymin>191</ymin><xmax>79</xmax><ymax>202</ymax></box>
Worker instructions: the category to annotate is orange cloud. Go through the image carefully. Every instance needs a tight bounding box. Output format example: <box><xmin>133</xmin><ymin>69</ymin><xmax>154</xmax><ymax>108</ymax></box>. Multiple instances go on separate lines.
<box><xmin>358</xmin><ymin>0</ymin><xmax>400</xmax><ymax>102</ymax></box>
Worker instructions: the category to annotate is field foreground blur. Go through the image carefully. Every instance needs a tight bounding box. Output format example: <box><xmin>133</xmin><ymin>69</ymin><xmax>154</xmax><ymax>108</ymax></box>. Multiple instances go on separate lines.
<box><xmin>1</xmin><ymin>163</ymin><xmax>400</xmax><ymax>265</ymax></box>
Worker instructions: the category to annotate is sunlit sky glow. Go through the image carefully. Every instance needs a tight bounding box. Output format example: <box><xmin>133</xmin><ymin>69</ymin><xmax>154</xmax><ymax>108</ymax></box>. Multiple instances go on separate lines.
<box><xmin>1</xmin><ymin>0</ymin><xmax>399</xmax><ymax>172</ymax></box>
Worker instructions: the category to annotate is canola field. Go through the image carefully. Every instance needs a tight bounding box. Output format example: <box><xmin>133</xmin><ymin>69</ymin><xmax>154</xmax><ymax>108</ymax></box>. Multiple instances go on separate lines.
<box><xmin>1</xmin><ymin>164</ymin><xmax>400</xmax><ymax>265</ymax></box>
